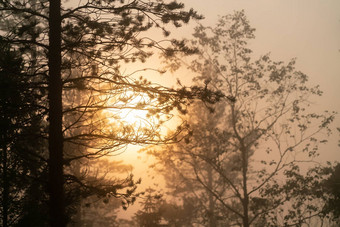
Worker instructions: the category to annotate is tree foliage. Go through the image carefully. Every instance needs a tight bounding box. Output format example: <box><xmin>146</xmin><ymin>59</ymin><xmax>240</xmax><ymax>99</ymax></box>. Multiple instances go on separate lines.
<box><xmin>146</xmin><ymin>101</ymin><xmax>233</xmax><ymax>226</ymax></box>
<box><xmin>0</xmin><ymin>38</ymin><xmax>48</xmax><ymax>226</ymax></box>
<box><xmin>134</xmin><ymin>187</ymin><xmax>196</xmax><ymax>227</ymax></box>
<box><xmin>147</xmin><ymin>10</ymin><xmax>336</xmax><ymax>227</ymax></box>
<box><xmin>0</xmin><ymin>0</ymin><xmax>223</xmax><ymax>226</ymax></box>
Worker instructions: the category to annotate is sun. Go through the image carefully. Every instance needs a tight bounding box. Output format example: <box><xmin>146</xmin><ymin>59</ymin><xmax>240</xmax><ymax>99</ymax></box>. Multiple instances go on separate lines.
<box><xmin>102</xmin><ymin>88</ymin><xmax>179</xmax><ymax>142</ymax></box>
<box><xmin>118</xmin><ymin>108</ymin><xmax>150</xmax><ymax>126</ymax></box>
<box><xmin>104</xmin><ymin>90</ymin><xmax>159</xmax><ymax>130</ymax></box>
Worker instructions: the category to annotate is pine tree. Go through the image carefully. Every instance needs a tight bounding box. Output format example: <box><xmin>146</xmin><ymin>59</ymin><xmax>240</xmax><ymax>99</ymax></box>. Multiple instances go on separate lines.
<box><xmin>0</xmin><ymin>37</ymin><xmax>48</xmax><ymax>226</ymax></box>
<box><xmin>0</xmin><ymin>1</ymin><xmax>221</xmax><ymax>225</ymax></box>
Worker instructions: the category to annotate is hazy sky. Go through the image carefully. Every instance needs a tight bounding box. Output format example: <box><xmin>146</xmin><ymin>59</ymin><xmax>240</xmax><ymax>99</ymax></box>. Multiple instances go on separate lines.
<box><xmin>115</xmin><ymin>1</ymin><xmax>340</xmax><ymax>219</ymax></box>
<box><xmin>179</xmin><ymin>0</ymin><xmax>340</xmax><ymax>160</ymax></box>
<box><xmin>123</xmin><ymin>0</ymin><xmax>340</xmax><ymax>191</ymax></box>
<box><xmin>183</xmin><ymin>0</ymin><xmax>340</xmax><ymax>110</ymax></box>
<box><xmin>113</xmin><ymin>1</ymin><xmax>340</xmax><ymax>220</ymax></box>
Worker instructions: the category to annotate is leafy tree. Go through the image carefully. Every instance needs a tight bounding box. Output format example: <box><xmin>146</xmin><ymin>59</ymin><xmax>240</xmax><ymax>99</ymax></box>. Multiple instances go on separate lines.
<box><xmin>0</xmin><ymin>0</ymin><xmax>222</xmax><ymax>226</ymax></box>
<box><xmin>321</xmin><ymin>132</ymin><xmax>340</xmax><ymax>223</ymax></box>
<box><xmin>323</xmin><ymin>163</ymin><xmax>340</xmax><ymax>222</ymax></box>
<box><xmin>134</xmin><ymin>186</ymin><xmax>198</xmax><ymax>227</ymax></box>
<box><xmin>158</xmin><ymin>197</ymin><xmax>197</xmax><ymax>227</ymax></box>
<box><xmin>135</xmin><ymin>188</ymin><xmax>164</xmax><ymax>227</ymax></box>
<box><xmin>0</xmin><ymin>38</ymin><xmax>48</xmax><ymax>226</ymax></box>
<box><xmin>278</xmin><ymin>162</ymin><xmax>340</xmax><ymax>226</ymax></box>
<box><xmin>147</xmin><ymin>10</ymin><xmax>336</xmax><ymax>227</ymax></box>
<box><xmin>66</xmin><ymin>158</ymin><xmax>134</xmax><ymax>226</ymax></box>
<box><xmin>146</xmin><ymin>101</ymin><xmax>232</xmax><ymax>226</ymax></box>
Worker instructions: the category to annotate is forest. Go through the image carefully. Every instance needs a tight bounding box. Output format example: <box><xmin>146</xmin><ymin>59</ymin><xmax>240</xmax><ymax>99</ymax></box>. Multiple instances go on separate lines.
<box><xmin>0</xmin><ymin>0</ymin><xmax>339</xmax><ymax>226</ymax></box>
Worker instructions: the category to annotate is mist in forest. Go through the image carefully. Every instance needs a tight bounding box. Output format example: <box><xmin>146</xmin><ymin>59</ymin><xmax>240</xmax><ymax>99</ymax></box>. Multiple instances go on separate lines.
<box><xmin>0</xmin><ymin>0</ymin><xmax>339</xmax><ymax>226</ymax></box>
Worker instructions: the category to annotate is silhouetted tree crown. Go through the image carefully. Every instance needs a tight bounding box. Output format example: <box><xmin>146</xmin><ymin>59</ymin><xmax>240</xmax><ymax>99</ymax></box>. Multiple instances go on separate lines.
<box><xmin>0</xmin><ymin>0</ymin><xmax>222</xmax><ymax>226</ymax></box>
<box><xmin>146</xmin><ymin>10</ymin><xmax>336</xmax><ymax>227</ymax></box>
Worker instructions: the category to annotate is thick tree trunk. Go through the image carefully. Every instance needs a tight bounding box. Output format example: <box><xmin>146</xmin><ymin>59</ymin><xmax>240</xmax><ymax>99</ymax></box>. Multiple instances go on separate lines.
<box><xmin>48</xmin><ymin>0</ymin><xmax>65</xmax><ymax>226</ymax></box>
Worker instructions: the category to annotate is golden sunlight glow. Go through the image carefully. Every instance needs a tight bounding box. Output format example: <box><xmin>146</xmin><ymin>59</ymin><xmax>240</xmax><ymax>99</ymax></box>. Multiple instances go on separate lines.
<box><xmin>105</xmin><ymin>90</ymin><xmax>159</xmax><ymax>130</ymax></box>
<box><xmin>118</xmin><ymin>108</ymin><xmax>150</xmax><ymax>127</ymax></box>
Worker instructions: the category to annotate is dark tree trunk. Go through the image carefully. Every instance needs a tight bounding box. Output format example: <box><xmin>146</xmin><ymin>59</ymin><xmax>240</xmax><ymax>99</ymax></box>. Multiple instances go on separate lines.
<box><xmin>48</xmin><ymin>0</ymin><xmax>65</xmax><ymax>226</ymax></box>
<box><xmin>1</xmin><ymin>143</ymin><xmax>8</xmax><ymax>227</ymax></box>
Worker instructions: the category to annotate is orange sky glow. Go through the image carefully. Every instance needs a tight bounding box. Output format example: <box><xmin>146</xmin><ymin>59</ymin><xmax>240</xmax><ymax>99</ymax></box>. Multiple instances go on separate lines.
<box><xmin>99</xmin><ymin>0</ymin><xmax>340</xmax><ymax>220</ymax></box>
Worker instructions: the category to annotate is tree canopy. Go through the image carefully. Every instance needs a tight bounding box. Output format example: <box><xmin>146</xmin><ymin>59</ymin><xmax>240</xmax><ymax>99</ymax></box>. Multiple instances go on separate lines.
<box><xmin>146</xmin><ymin>10</ymin><xmax>337</xmax><ymax>227</ymax></box>
<box><xmin>1</xmin><ymin>2</ymin><xmax>337</xmax><ymax>226</ymax></box>
<box><xmin>0</xmin><ymin>0</ymin><xmax>223</xmax><ymax>226</ymax></box>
